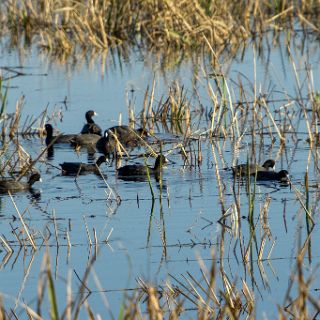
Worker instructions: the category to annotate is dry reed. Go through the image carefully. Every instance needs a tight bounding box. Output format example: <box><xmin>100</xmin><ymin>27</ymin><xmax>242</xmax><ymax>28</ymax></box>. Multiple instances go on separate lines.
<box><xmin>0</xmin><ymin>0</ymin><xmax>317</xmax><ymax>58</ymax></box>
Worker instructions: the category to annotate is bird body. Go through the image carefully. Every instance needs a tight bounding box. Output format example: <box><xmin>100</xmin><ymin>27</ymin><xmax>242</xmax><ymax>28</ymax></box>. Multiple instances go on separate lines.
<box><xmin>81</xmin><ymin>110</ymin><xmax>102</xmax><ymax>136</ymax></box>
<box><xmin>117</xmin><ymin>155</ymin><xmax>167</xmax><ymax>177</ymax></box>
<box><xmin>0</xmin><ymin>173</ymin><xmax>41</xmax><ymax>192</ymax></box>
<box><xmin>96</xmin><ymin>126</ymin><xmax>149</xmax><ymax>155</ymax></box>
<box><xmin>256</xmin><ymin>169</ymin><xmax>290</xmax><ymax>183</ymax></box>
<box><xmin>106</xmin><ymin>126</ymin><xmax>148</xmax><ymax>146</ymax></box>
<box><xmin>232</xmin><ymin>159</ymin><xmax>275</xmax><ymax>176</ymax></box>
<box><xmin>60</xmin><ymin>156</ymin><xmax>107</xmax><ymax>175</ymax></box>
<box><xmin>45</xmin><ymin>124</ymin><xmax>77</xmax><ymax>145</ymax></box>
<box><xmin>96</xmin><ymin>131</ymin><xmax>115</xmax><ymax>155</ymax></box>
<box><xmin>70</xmin><ymin>133</ymin><xmax>101</xmax><ymax>147</ymax></box>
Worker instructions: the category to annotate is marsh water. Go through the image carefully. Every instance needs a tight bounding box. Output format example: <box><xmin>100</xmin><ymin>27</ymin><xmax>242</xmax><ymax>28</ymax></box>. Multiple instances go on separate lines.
<box><xmin>0</xmin><ymin>32</ymin><xmax>320</xmax><ymax>318</ymax></box>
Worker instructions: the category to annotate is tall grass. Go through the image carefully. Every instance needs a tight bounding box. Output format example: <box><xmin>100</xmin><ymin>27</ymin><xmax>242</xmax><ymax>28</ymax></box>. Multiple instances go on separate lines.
<box><xmin>0</xmin><ymin>8</ymin><xmax>320</xmax><ymax>318</ymax></box>
<box><xmin>0</xmin><ymin>241</ymin><xmax>318</xmax><ymax>319</ymax></box>
<box><xmin>0</xmin><ymin>0</ymin><xmax>318</xmax><ymax>56</ymax></box>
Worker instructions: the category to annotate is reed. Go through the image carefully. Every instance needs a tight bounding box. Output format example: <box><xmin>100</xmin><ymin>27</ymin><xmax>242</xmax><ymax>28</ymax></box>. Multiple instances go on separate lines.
<box><xmin>9</xmin><ymin>192</ymin><xmax>37</xmax><ymax>250</ymax></box>
<box><xmin>0</xmin><ymin>78</ymin><xmax>8</xmax><ymax>119</ymax></box>
<box><xmin>0</xmin><ymin>7</ymin><xmax>319</xmax><ymax>319</ymax></box>
<box><xmin>145</xmin><ymin>156</ymin><xmax>155</xmax><ymax>200</ymax></box>
<box><xmin>1</xmin><ymin>0</ymin><xmax>315</xmax><ymax>59</ymax></box>
<box><xmin>0</xmin><ymin>173</ymin><xmax>319</xmax><ymax>319</ymax></box>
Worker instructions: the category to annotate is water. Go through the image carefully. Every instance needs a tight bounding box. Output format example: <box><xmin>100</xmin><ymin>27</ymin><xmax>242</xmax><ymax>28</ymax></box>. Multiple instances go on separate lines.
<box><xmin>0</xmin><ymin>32</ymin><xmax>320</xmax><ymax>318</ymax></box>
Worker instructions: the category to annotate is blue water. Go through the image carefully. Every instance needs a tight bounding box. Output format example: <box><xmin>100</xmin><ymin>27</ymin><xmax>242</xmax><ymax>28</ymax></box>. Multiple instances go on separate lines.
<box><xmin>0</xmin><ymin>32</ymin><xmax>320</xmax><ymax>318</ymax></box>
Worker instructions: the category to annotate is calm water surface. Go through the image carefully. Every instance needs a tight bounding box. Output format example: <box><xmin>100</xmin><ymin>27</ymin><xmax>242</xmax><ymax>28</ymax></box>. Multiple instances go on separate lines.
<box><xmin>0</xmin><ymin>33</ymin><xmax>320</xmax><ymax>318</ymax></box>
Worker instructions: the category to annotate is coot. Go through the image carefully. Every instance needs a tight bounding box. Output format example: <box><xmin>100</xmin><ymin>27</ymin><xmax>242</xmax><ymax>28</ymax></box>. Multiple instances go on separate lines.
<box><xmin>0</xmin><ymin>173</ymin><xmax>41</xmax><ymax>192</ymax></box>
<box><xmin>96</xmin><ymin>130</ymin><xmax>116</xmax><ymax>155</ymax></box>
<box><xmin>105</xmin><ymin>125</ymin><xmax>149</xmax><ymax>147</ymax></box>
<box><xmin>256</xmin><ymin>169</ymin><xmax>290</xmax><ymax>184</ymax></box>
<box><xmin>45</xmin><ymin>124</ymin><xmax>77</xmax><ymax>145</ymax></box>
<box><xmin>232</xmin><ymin>159</ymin><xmax>275</xmax><ymax>176</ymax></box>
<box><xmin>81</xmin><ymin>110</ymin><xmax>102</xmax><ymax>136</ymax></box>
<box><xmin>60</xmin><ymin>156</ymin><xmax>107</xmax><ymax>175</ymax></box>
<box><xmin>117</xmin><ymin>154</ymin><xmax>167</xmax><ymax>177</ymax></box>
<box><xmin>70</xmin><ymin>133</ymin><xmax>101</xmax><ymax>147</ymax></box>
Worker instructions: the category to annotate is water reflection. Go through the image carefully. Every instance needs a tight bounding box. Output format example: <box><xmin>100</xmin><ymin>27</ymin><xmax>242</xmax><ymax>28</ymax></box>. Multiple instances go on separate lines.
<box><xmin>27</xmin><ymin>188</ymin><xmax>42</xmax><ymax>201</ymax></box>
<box><xmin>0</xmin><ymin>29</ymin><xmax>320</xmax><ymax>317</ymax></box>
<box><xmin>47</xmin><ymin>146</ymin><xmax>54</xmax><ymax>160</ymax></box>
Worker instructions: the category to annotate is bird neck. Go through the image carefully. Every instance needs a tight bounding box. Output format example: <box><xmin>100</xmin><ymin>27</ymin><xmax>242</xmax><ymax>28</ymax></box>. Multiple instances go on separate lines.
<box><xmin>96</xmin><ymin>158</ymin><xmax>104</xmax><ymax>167</ymax></box>
<box><xmin>45</xmin><ymin>136</ymin><xmax>52</xmax><ymax>146</ymax></box>
<box><xmin>46</xmin><ymin>127</ymin><xmax>53</xmax><ymax>138</ymax></box>
<box><xmin>86</xmin><ymin>115</ymin><xmax>94</xmax><ymax>124</ymax></box>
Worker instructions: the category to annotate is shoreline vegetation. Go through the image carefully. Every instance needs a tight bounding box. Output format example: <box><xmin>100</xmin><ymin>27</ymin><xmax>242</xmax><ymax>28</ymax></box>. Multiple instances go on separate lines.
<box><xmin>0</xmin><ymin>0</ymin><xmax>319</xmax><ymax>57</ymax></box>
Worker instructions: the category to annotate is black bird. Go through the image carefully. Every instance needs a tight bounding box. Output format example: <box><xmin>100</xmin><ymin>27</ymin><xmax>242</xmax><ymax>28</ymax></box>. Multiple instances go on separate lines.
<box><xmin>256</xmin><ymin>169</ymin><xmax>290</xmax><ymax>184</ymax></box>
<box><xmin>0</xmin><ymin>173</ymin><xmax>41</xmax><ymax>192</ymax></box>
<box><xmin>81</xmin><ymin>110</ymin><xmax>102</xmax><ymax>136</ymax></box>
<box><xmin>70</xmin><ymin>133</ymin><xmax>101</xmax><ymax>148</ymax></box>
<box><xmin>45</xmin><ymin>124</ymin><xmax>77</xmax><ymax>145</ymax></box>
<box><xmin>117</xmin><ymin>154</ymin><xmax>167</xmax><ymax>177</ymax></box>
<box><xmin>47</xmin><ymin>145</ymin><xmax>54</xmax><ymax>160</ymax></box>
<box><xmin>59</xmin><ymin>156</ymin><xmax>107</xmax><ymax>175</ymax></box>
<box><xmin>96</xmin><ymin>130</ymin><xmax>116</xmax><ymax>155</ymax></box>
<box><xmin>105</xmin><ymin>125</ymin><xmax>149</xmax><ymax>146</ymax></box>
<box><xmin>232</xmin><ymin>159</ymin><xmax>275</xmax><ymax>176</ymax></box>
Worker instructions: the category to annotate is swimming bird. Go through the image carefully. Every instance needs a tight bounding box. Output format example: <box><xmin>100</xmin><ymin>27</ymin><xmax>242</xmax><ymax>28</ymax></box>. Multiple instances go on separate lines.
<box><xmin>104</xmin><ymin>125</ymin><xmax>149</xmax><ymax>147</ymax></box>
<box><xmin>81</xmin><ymin>110</ymin><xmax>102</xmax><ymax>136</ymax></box>
<box><xmin>117</xmin><ymin>155</ymin><xmax>167</xmax><ymax>178</ymax></box>
<box><xmin>0</xmin><ymin>173</ymin><xmax>41</xmax><ymax>192</ymax></box>
<box><xmin>232</xmin><ymin>159</ymin><xmax>275</xmax><ymax>176</ymax></box>
<box><xmin>256</xmin><ymin>169</ymin><xmax>291</xmax><ymax>184</ymax></box>
<box><xmin>96</xmin><ymin>130</ymin><xmax>116</xmax><ymax>155</ymax></box>
<box><xmin>59</xmin><ymin>156</ymin><xmax>107</xmax><ymax>175</ymax></box>
<box><xmin>45</xmin><ymin>124</ymin><xmax>77</xmax><ymax>145</ymax></box>
<box><xmin>70</xmin><ymin>133</ymin><xmax>101</xmax><ymax>148</ymax></box>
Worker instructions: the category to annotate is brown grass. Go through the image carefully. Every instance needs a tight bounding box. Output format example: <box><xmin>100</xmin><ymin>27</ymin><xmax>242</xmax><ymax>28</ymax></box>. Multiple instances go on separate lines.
<box><xmin>0</xmin><ymin>7</ymin><xmax>319</xmax><ymax>317</ymax></box>
<box><xmin>0</xmin><ymin>0</ymin><xmax>318</xmax><ymax>57</ymax></box>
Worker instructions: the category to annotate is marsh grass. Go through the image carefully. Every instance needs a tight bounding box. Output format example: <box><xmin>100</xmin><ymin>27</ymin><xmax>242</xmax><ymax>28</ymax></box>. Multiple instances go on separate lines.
<box><xmin>0</xmin><ymin>106</ymin><xmax>319</xmax><ymax>318</ymax></box>
<box><xmin>0</xmin><ymin>79</ymin><xmax>8</xmax><ymax>120</ymax></box>
<box><xmin>1</xmin><ymin>0</ymin><xmax>319</xmax><ymax>60</ymax></box>
<box><xmin>0</xmin><ymin>81</ymin><xmax>70</xmax><ymax>182</ymax></box>
<box><xmin>1</xmin><ymin>12</ymin><xmax>320</xmax><ymax>318</ymax></box>
<box><xmin>105</xmin><ymin>50</ymin><xmax>320</xmax><ymax>318</ymax></box>
<box><xmin>4</xmin><ymin>237</ymin><xmax>314</xmax><ymax>319</ymax></box>
<box><xmin>44</xmin><ymin>57</ymin><xmax>320</xmax><ymax>317</ymax></box>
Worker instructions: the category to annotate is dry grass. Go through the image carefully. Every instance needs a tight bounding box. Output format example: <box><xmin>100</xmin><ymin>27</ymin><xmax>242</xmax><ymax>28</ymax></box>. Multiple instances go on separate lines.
<box><xmin>0</xmin><ymin>88</ymin><xmax>64</xmax><ymax>181</ymax></box>
<box><xmin>0</xmin><ymin>0</ymin><xmax>318</xmax><ymax>57</ymax></box>
<box><xmin>0</xmin><ymin>91</ymin><xmax>319</xmax><ymax>319</ymax></box>
<box><xmin>0</xmin><ymin>5</ymin><xmax>320</xmax><ymax>317</ymax></box>
<box><xmin>0</xmin><ymin>241</ymin><xmax>317</xmax><ymax>319</ymax></box>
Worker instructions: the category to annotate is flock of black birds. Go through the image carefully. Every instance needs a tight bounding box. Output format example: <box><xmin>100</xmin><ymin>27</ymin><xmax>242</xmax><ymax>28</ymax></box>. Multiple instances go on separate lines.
<box><xmin>0</xmin><ymin>110</ymin><xmax>166</xmax><ymax>193</ymax></box>
<box><xmin>45</xmin><ymin>110</ymin><xmax>162</xmax><ymax>177</ymax></box>
<box><xmin>45</xmin><ymin>110</ymin><xmax>149</xmax><ymax>153</ymax></box>
<box><xmin>0</xmin><ymin>110</ymin><xmax>291</xmax><ymax>193</ymax></box>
